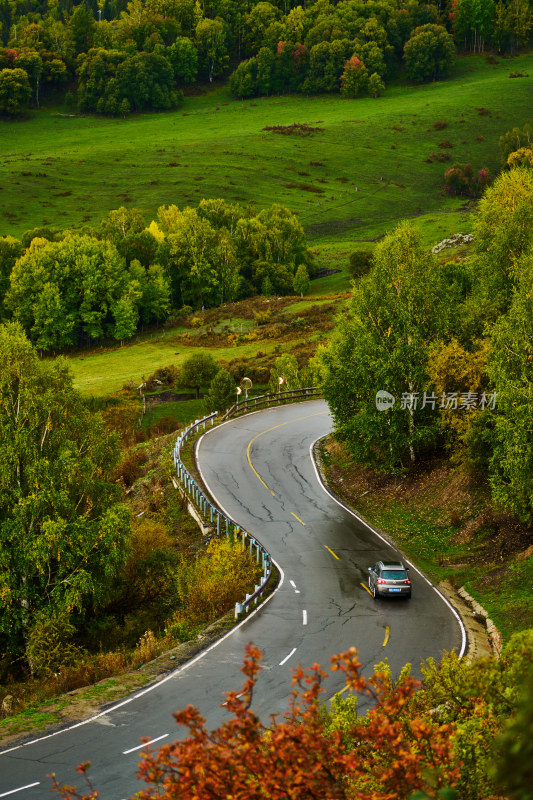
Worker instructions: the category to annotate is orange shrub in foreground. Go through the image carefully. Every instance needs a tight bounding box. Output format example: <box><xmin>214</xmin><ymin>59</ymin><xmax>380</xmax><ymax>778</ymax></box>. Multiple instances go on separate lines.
<box><xmin>51</xmin><ymin>644</ymin><xmax>459</xmax><ymax>800</ymax></box>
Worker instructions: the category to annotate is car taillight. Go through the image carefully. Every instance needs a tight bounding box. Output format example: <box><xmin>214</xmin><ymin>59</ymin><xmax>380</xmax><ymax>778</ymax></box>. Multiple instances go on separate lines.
<box><xmin>377</xmin><ymin>578</ymin><xmax>386</xmax><ymax>584</ymax></box>
<box><xmin>403</xmin><ymin>579</ymin><xmax>411</xmax><ymax>585</ymax></box>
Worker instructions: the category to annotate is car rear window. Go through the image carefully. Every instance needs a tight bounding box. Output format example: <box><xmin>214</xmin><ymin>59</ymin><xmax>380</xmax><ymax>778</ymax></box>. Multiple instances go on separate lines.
<box><xmin>382</xmin><ymin>570</ymin><xmax>407</xmax><ymax>580</ymax></box>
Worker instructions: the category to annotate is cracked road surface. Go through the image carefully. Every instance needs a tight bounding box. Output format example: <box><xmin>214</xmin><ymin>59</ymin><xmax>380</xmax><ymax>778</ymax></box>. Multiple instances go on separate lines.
<box><xmin>0</xmin><ymin>400</ymin><xmax>464</xmax><ymax>799</ymax></box>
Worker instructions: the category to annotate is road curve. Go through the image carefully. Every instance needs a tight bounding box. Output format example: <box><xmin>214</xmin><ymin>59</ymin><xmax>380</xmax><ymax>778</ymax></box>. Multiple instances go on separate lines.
<box><xmin>0</xmin><ymin>400</ymin><xmax>464</xmax><ymax>800</ymax></box>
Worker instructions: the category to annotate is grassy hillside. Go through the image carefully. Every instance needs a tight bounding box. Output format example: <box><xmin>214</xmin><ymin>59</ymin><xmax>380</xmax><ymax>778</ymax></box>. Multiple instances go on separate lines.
<box><xmin>68</xmin><ymin>295</ymin><xmax>340</xmax><ymax>395</ymax></box>
<box><xmin>1</xmin><ymin>53</ymin><xmax>532</xmax><ymax>248</ymax></box>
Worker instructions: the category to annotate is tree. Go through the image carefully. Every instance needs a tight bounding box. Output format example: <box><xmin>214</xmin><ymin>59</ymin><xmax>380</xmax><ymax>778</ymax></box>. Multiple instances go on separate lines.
<box><xmin>76</xmin><ymin>48</ymin><xmax>126</xmax><ymax>112</ymax></box>
<box><xmin>229</xmin><ymin>56</ymin><xmax>257</xmax><ymax>98</ymax></box>
<box><xmin>470</xmin><ymin>167</ymin><xmax>533</xmax><ymax>319</ymax></box>
<box><xmin>179</xmin><ymin>352</ymin><xmax>218</xmax><ymax>398</ymax></box>
<box><xmin>493</xmin><ymin>680</ymin><xmax>533</xmax><ymax>798</ymax></box>
<box><xmin>69</xmin><ymin>4</ymin><xmax>96</xmax><ymax>55</ymax></box>
<box><xmin>204</xmin><ymin>368</ymin><xmax>235</xmax><ymax>413</ymax></box>
<box><xmin>165</xmin><ymin>207</ymin><xmax>222</xmax><ymax>308</ymax></box>
<box><xmin>452</xmin><ymin>0</ymin><xmax>495</xmax><ymax>53</ymax></box>
<box><xmin>404</xmin><ymin>24</ymin><xmax>455</xmax><ymax>82</ymax></box>
<box><xmin>15</xmin><ymin>50</ymin><xmax>43</xmax><ymax>106</ymax></box>
<box><xmin>167</xmin><ymin>36</ymin><xmax>197</xmax><ymax>84</ymax></box>
<box><xmin>368</xmin><ymin>71</ymin><xmax>385</xmax><ymax>96</ymax></box>
<box><xmin>102</xmin><ymin>206</ymin><xmax>146</xmax><ymax>242</ymax></box>
<box><xmin>499</xmin><ymin>123</ymin><xmax>533</xmax><ymax>166</ymax></box>
<box><xmin>314</xmin><ymin>222</ymin><xmax>452</xmax><ymax>470</ymax></box>
<box><xmin>242</xmin><ymin>2</ymin><xmax>280</xmax><ymax>56</ymax></box>
<box><xmin>303</xmin><ymin>39</ymin><xmax>353</xmax><ymax>94</ymax></box>
<box><xmin>0</xmin><ymin>67</ymin><xmax>31</xmax><ymax>114</ymax></box>
<box><xmin>493</xmin><ymin>0</ymin><xmax>532</xmax><ymax>53</ymax></box>
<box><xmin>195</xmin><ymin>17</ymin><xmax>228</xmax><ymax>82</ymax></box>
<box><xmin>0</xmin><ymin>323</ymin><xmax>131</xmax><ymax>662</ymax></box>
<box><xmin>0</xmin><ymin>235</ymin><xmax>22</xmax><ymax>310</ymax></box>
<box><xmin>6</xmin><ymin>235</ymin><xmax>135</xmax><ymax>349</ymax></box>
<box><xmin>236</xmin><ymin>204</ymin><xmax>309</xmax><ymax>274</ymax></box>
<box><xmin>140</xmin><ymin>263</ymin><xmax>172</xmax><ymax>324</ymax></box>
<box><xmin>293</xmin><ymin>264</ymin><xmax>309</xmax><ymax>297</ymax></box>
<box><xmin>113</xmin><ymin>294</ymin><xmax>139</xmax><ymax>345</ymax></box>
<box><xmin>426</xmin><ymin>337</ymin><xmax>490</xmax><ymax>470</ymax></box>
<box><xmin>487</xmin><ymin>249</ymin><xmax>533</xmax><ymax>523</ymax></box>
<box><xmin>115</xmin><ymin>51</ymin><xmax>180</xmax><ymax>111</ymax></box>
<box><xmin>340</xmin><ymin>55</ymin><xmax>368</xmax><ymax>97</ymax></box>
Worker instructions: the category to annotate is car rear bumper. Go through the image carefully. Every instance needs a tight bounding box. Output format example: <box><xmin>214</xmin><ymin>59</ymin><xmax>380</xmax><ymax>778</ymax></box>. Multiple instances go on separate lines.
<box><xmin>377</xmin><ymin>588</ymin><xmax>411</xmax><ymax>597</ymax></box>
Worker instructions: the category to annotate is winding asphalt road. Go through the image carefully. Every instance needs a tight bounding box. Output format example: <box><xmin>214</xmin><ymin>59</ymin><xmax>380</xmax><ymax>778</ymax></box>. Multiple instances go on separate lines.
<box><xmin>0</xmin><ymin>400</ymin><xmax>465</xmax><ymax>799</ymax></box>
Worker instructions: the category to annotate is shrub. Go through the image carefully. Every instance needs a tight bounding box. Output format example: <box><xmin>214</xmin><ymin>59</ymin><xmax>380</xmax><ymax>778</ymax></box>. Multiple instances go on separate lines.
<box><xmin>426</xmin><ymin>152</ymin><xmax>451</xmax><ymax>162</ymax></box>
<box><xmin>348</xmin><ymin>250</ymin><xmax>373</xmax><ymax>279</ymax></box>
<box><xmin>115</xmin><ymin>447</ymin><xmax>148</xmax><ymax>487</ymax></box>
<box><xmin>134</xmin><ymin>630</ymin><xmax>159</xmax><ymax>664</ymax></box>
<box><xmin>145</xmin><ymin>364</ymin><xmax>180</xmax><ymax>392</ymax></box>
<box><xmin>443</xmin><ymin>163</ymin><xmax>491</xmax><ymax>198</ymax></box>
<box><xmin>254</xmin><ymin>309</ymin><xmax>272</xmax><ymax>325</ymax></box>
<box><xmin>150</xmin><ymin>416</ymin><xmax>180</xmax><ymax>436</ymax></box>
<box><xmin>27</xmin><ymin>611</ymin><xmax>83</xmax><ymax>678</ymax></box>
<box><xmin>178</xmin><ymin>538</ymin><xmax>261</xmax><ymax>623</ymax></box>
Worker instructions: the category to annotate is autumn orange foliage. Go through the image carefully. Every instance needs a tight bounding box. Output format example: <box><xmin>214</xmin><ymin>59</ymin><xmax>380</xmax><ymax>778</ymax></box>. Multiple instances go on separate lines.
<box><xmin>51</xmin><ymin>644</ymin><xmax>459</xmax><ymax>800</ymax></box>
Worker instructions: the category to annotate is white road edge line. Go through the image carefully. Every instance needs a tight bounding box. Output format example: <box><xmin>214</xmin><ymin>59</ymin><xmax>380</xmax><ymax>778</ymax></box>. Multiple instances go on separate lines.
<box><xmin>309</xmin><ymin>436</ymin><xmax>468</xmax><ymax>660</ymax></box>
<box><xmin>279</xmin><ymin>648</ymin><xmax>297</xmax><ymax>666</ymax></box>
<box><xmin>0</xmin><ymin>418</ymin><xmax>292</xmax><ymax>759</ymax></box>
<box><xmin>290</xmin><ymin>580</ymin><xmax>296</xmax><ymax>588</ymax></box>
<box><xmin>303</xmin><ymin>610</ymin><xmax>307</xmax><ymax>625</ymax></box>
<box><xmin>0</xmin><ymin>783</ymin><xmax>40</xmax><ymax>798</ymax></box>
<box><xmin>123</xmin><ymin>734</ymin><xmax>169</xmax><ymax>754</ymax></box>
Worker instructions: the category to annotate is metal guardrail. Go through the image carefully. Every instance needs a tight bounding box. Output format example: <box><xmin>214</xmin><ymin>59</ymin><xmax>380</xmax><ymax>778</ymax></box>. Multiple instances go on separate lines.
<box><xmin>173</xmin><ymin>388</ymin><xmax>322</xmax><ymax>619</ymax></box>
<box><xmin>173</xmin><ymin>413</ymin><xmax>273</xmax><ymax>620</ymax></box>
<box><xmin>222</xmin><ymin>387</ymin><xmax>321</xmax><ymax>421</ymax></box>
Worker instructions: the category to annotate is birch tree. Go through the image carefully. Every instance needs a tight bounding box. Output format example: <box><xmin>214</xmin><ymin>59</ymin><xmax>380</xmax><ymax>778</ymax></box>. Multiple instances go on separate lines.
<box><xmin>315</xmin><ymin>222</ymin><xmax>450</xmax><ymax>470</ymax></box>
<box><xmin>0</xmin><ymin>323</ymin><xmax>131</xmax><ymax>663</ymax></box>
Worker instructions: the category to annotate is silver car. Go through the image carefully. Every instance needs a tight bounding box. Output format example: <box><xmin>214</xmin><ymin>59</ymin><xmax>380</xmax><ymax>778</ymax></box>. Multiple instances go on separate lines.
<box><xmin>367</xmin><ymin>560</ymin><xmax>411</xmax><ymax>599</ymax></box>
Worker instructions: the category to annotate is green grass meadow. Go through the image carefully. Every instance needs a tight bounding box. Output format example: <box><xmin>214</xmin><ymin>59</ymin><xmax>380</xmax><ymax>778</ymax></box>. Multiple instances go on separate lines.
<box><xmin>2</xmin><ymin>53</ymin><xmax>533</xmax><ymax>252</ymax></box>
<box><xmin>3</xmin><ymin>53</ymin><xmax>533</xmax><ymax>398</ymax></box>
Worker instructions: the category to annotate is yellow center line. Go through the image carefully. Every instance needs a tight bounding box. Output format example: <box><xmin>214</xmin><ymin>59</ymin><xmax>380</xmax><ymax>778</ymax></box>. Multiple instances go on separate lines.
<box><xmin>291</xmin><ymin>512</ymin><xmax>306</xmax><ymax>526</ymax></box>
<box><xmin>246</xmin><ymin>411</ymin><xmax>328</xmax><ymax>496</ymax></box>
<box><xmin>383</xmin><ymin>626</ymin><xmax>390</xmax><ymax>647</ymax></box>
<box><xmin>360</xmin><ymin>582</ymin><xmax>373</xmax><ymax>597</ymax></box>
<box><xmin>324</xmin><ymin>545</ymin><xmax>340</xmax><ymax>560</ymax></box>
<box><xmin>329</xmin><ymin>683</ymin><xmax>351</xmax><ymax>700</ymax></box>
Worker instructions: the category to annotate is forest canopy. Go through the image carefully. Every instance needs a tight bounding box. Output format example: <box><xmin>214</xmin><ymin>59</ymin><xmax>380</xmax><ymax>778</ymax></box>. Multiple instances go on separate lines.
<box><xmin>0</xmin><ymin>199</ymin><xmax>312</xmax><ymax>350</ymax></box>
<box><xmin>0</xmin><ymin>0</ymin><xmax>530</xmax><ymax>114</ymax></box>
